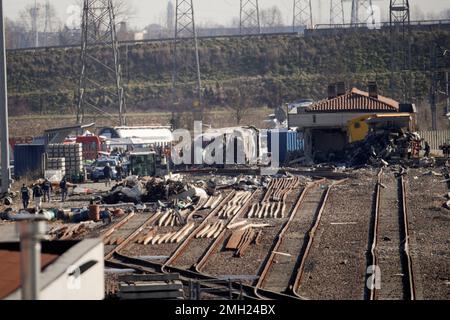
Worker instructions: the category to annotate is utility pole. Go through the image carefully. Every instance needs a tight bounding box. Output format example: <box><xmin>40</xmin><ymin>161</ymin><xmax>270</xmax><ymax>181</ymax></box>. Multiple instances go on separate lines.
<box><xmin>389</xmin><ymin>0</ymin><xmax>411</xmax><ymax>102</ymax></box>
<box><xmin>446</xmin><ymin>71</ymin><xmax>449</xmax><ymax>115</ymax></box>
<box><xmin>77</xmin><ymin>0</ymin><xmax>126</xmax><ymax>126</ymax></box>
<box><xmin>293</xmin><ymin>0</ymin><xmax>313</xmax><ymax>30</ymax></box>
<box><xmin>0</xmin><ymin>0</ymin><xmax>10</xmax><ymax>194</ymax></box>
<box><xmin>330</xmin><ymin>0</ymin><xmax>345</xmax><ymax>25</ymax></box>
<box><xmin>240</xmin><ymin>0</ymin><xmax>261</xmax><ymax>35</ymax></box>
<box><xmin>172</xmin><ymin>0</ymin><xmax>202</xmax><ymax>122</ymax></box>
<box><xmin>431</xmin><ymin>44</ymin><xmax>437</xmax><ymax>130</ymax></box>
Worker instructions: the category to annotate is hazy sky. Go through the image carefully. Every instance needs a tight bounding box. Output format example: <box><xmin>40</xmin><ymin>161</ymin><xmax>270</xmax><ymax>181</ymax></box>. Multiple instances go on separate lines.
<box><xmin>4</xmin><ymin>0</ymin><xmax>450</xmax><ymax>29</ymax></box>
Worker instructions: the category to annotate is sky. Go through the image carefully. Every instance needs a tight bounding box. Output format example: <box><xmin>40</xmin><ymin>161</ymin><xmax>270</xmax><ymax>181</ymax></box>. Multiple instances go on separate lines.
<box><xmin>4</xmin><ymin>0</ymin><xmax>450</xmax><ymax>30</ymax></box>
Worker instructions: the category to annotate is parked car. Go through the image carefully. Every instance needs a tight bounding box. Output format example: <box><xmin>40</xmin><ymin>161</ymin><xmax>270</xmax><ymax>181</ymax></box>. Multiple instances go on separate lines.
<box><xmin>90</xmin><ymin>159</ymin><xmax>118</xmax><ymax>182</ymax></box>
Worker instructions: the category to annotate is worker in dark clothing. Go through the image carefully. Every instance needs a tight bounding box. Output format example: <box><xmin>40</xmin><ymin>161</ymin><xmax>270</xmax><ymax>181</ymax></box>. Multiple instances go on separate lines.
<box><xmin>103</xmin><ymin>163</ymin><xmax>112</xmax><ymax>187</ymax></box>
<box><xmin>41</xmin><ymin>179</ymin><xmax>53</xmax><ymax>203</ymax></box>
<box><xmin>60</xmin><ymin>178</ymin><xmax>68</xmax><ymax>202</ymax></box>
<box><xmin>21</xmin><ymin>184</ymin><xmax>30</xmax><ymax>209</ymax></box>
<box><xmin>116</xmin><ymin>162</ymin><xmax>123</xmax><ymax>182</ymax></box>
<box><xmin>32</xmin><ymin>184</ymin><xmax>43</xmax><ymax>212</ymax></box>
<box><xmin>424</xmin><ymin>141</ymin><xmax>431</xmax><ymax>158</ymax></box>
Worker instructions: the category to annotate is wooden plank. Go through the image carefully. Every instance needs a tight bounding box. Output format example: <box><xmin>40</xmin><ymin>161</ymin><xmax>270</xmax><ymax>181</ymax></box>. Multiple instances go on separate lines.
<box><xmin>225</xmin><ymin>229</ymin><xmax>245</xmax><ymax>250</ymax></box>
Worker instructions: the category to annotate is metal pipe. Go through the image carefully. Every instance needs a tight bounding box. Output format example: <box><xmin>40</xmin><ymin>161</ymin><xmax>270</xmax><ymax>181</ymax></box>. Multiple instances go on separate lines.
<box><xmin>17</xmin><ymin>220</ymin><xmax>46</xmax><ymax>300</ymax></box>
<box><xmin>0</xmin><ymin>0</ymin><xmax>10</xmax><ymax>194</ymax></box>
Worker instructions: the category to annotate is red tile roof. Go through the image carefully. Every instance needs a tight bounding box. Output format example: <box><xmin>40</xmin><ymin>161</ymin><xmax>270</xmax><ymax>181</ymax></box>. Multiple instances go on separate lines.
<box><xmin>306</xmin><ymin>88</ymin><xmax>399</xmax><ymax>113</ymax></box>
<box><xmin>0</xmin><ymin>250</ymin><xmax>58</xmax><ymax>299</ymax></box>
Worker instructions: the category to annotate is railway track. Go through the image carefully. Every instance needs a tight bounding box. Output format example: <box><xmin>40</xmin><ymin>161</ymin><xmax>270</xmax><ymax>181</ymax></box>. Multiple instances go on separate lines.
<box><xmin>194</xmin><ymin>190</ymin><xmax>259</xmax><ymax>273</ymax></box>
<box><xmin>366</xmin><ymin>169</ymin><xmax>416</xmax><ymax>300</ymax></box>
<box><xmin>162</xmin><ymin>191</ymin><xmax>236</xmax><ymax>271</ymax></box>
<box><xmin>107</xmin><ymin>252</ymin><xmax>299</xmax><ymax>300</ymax></box>
<box><xmin>254</xmin><ymin>180</ymin><xmax>331</xmax><ymax>298</ymax></box>
<box><xmin>196</xmin><ymin>178</ymin><xmax>304</xmax><ymax>291</ymax></box>
<box><xmin>103</xmin><ymin>212</ymin><xmax>160</xmax><ymax>260</ymax></box>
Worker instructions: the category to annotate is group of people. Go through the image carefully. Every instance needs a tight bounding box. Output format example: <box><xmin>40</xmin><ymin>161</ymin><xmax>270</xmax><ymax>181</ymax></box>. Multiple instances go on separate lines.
<box><xmin>20</xmin><ymin>177</ymin><xmax>69</xmax><ymax>211</ymax></box>
<box><xmin>102</xmin><ymin>161</ymin><xmax>126</xmax><ymax>188</ymax></box>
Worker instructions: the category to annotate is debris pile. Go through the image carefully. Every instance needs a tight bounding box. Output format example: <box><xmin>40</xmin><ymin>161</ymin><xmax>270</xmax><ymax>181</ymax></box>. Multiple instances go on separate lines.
<box><xmin>346</xmin><ymin>130</ymin><xmax>422</xmax><ymax>166</ymax></box>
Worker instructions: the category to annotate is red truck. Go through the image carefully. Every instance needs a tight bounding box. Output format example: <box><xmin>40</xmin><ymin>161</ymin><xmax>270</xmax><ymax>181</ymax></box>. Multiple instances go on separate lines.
<box><xmin>75</xmin><ymin>135</ymin><xmax>107</xmax><ymax>160</ymax></box>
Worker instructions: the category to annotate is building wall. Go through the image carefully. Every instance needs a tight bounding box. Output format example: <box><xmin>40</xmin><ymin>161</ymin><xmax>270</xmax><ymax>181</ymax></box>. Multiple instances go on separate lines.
<box><xmin>288</xmin><ymin>112</ymin><xmax>389</xmax><ymax>129</ymax></box>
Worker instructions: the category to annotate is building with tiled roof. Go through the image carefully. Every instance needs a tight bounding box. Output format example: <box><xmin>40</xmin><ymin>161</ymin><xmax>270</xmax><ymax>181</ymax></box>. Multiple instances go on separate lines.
<box><xmin>288</xmin><ymin>82</ymin><xmax>416</xmax><ymax>163</ymax></box>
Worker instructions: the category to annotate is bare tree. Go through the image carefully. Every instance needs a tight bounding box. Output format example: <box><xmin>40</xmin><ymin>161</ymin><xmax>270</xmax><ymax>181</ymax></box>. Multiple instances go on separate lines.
<box><xmin>226</xmin><ymin>87</ymin><xmax>251</xmax><ymax>125</ymax></box>
<box><xmin>260</xmin><ymin>6</ymin><xmax>284</xmax><ymax>28</ymax></box>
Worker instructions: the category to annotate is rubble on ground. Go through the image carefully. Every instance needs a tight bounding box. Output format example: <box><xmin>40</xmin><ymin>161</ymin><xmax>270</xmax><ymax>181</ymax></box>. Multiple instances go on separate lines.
<box><xmin>346</xmin><ymin>130</ymin><xmax>422</xmax><ymax>166</ymax></box>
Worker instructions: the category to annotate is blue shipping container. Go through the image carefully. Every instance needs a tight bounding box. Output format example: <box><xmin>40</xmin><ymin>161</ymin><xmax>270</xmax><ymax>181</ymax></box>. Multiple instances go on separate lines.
<box><xmin>267</xmin><ymin>130</ymin><xmax>304</xmax><ymax>164</ymax></box>
<box><xmin>14</xmin><ymin>144</ymin><xmax>46</xmax><ymax>178</ymax></box>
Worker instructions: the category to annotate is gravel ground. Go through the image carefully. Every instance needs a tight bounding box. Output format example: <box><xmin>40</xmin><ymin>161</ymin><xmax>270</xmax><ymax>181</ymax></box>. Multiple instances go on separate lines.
<box><xmin>406</xmin><ymin>168</ymin><xmax>450</xmax><ymax>300</ymax></box>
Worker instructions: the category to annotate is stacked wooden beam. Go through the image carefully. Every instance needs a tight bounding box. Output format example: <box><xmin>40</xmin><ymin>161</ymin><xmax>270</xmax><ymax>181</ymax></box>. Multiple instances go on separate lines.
<box><xmin>246</xmin><ymin>202</ymin><xmax>285</xmax><ymax>219</ymax></box>
<box><xmin>217</xmin><ymin>191</ymin><xmax>252</xmax><ymax>219</ymax></box>
<box><xmin>201</xmin><ymin>194</ymin><xmax>223</xmax><ymax>210</ymax></box>
<box><xmin>136</xmin><ymin>223</ymin><xmax>196</xmax><ymax>245</ymax></box>
<box><xmin>158</xmin><ymin>210</ymin><xmax>183</xmax><ymax>227</ymax></box>
<box><xmin>195</xmin><ymin>221</ymin><xmax>225</xmax><ymax>239</ymax></box>
<box><xmin>225</xmin><ymin>228</ymin><xmax>256</xmax><ymax>258</ymax></box>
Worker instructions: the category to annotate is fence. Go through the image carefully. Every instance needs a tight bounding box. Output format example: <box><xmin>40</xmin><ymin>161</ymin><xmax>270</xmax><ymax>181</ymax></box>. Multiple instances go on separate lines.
<box><xmin>418</xmin><ymin>130</ymin><xmax>450</xmax><ymax>154</ymax></box>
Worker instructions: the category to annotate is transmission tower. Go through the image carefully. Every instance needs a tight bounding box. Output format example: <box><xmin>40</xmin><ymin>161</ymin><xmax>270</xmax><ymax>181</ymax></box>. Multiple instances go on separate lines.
<box><xmin>240</xmin><ymin>0</ymin><xmax>261</xmax><ymax>35</ymax></box>
<box><xmin>76</xmin><ymin>0</ymin><xmax>126</xmax><ymax>126</ymax></box>
<box><xmin>330</xmin><ymin>0</ymin><xmax>345</xmax><ymax>25</ymax></box>
<box><xmin>172</xmin><ymin>0</ymin><xmax>203</xmax><ymax>122</ymax></box>
<box><xmin>293</xmin><ymin>0</ymin><xmax>313</xmax><ymax>30</ymax></box>
<box><xmin>389</xmin><ymin>0</ymin><xmax>411</xmax><ymax>102</ymax></box>
<box><xmin>351</xmin><ymin>0</ymin><xmax>375</xmax><ymax>26</ymax></box>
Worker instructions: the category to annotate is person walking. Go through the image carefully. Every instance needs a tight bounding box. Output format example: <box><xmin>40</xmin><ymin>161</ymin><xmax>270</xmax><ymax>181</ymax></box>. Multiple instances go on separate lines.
<box><xmin>60</xmin><ymin>177</ymin><xmax>68</xmax><ymax>202</ymax></box>
<box><xmin>41</xmin><ymin>179</ymin><xmax>53</xmax><ymax>203</ymax></box>
<box><xmin>32</xmin><ymin>184</ymin><xmax>43</xmax><ymax>212</ymax></box>
<box><xmin>424</xmin><ymin>141</ymin><xmax>431</xmax><ymax>158</ymax></box>
<box><xmin>20</xmin><ymin>184</ymin><xmax>30</xmax><ymax>209</ymax></box>
<box><xmin>103</xmin><ymin>163</ymin><xmax>112</xmax><ymax>187</ymax></box>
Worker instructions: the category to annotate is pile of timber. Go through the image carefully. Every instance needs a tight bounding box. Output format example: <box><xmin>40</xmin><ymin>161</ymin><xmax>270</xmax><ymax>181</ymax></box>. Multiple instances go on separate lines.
<box><xmin>264</xmin><ymin>177</ymin><xmax>300</xmax><ymax>202</ymax></box>
<box><xmin>217</xmin><ymin>191</ymin><xmax>252</xmax><ymax>219</ymax></box>
<box><xmin>118</xmin><ymin>274</ymin><xmax>184</xmax><ymax>300</ymax></box>
<box><xmin>136</xmin><ymin>223</ymin><xmax>195</xmax><ymax>245</ymax></box>
<box><xmin>195</xmin><ymin>221</ymin><xmax>225</xmax><ymax>239</ymax></box>
<box><xmin>246</xmin><ymin>201</ymin><xmax>285</xmax><ymax>219</ymax></box>
<box><xmin>225</xmin><ymin>228</ymin><xmax>259</xmax><ymax>258</ymax></box>
<box><xmin>201</xmin><ymin>194</ymin><xmax>223</xmax><ymax>210</ymax></box>
<box><xmin>158</xmin><ymin>210</ymin><xmax>184</xmax><ymax>227</ymax></box>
